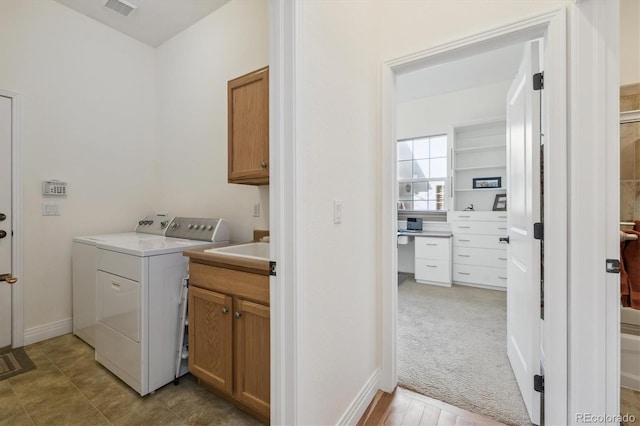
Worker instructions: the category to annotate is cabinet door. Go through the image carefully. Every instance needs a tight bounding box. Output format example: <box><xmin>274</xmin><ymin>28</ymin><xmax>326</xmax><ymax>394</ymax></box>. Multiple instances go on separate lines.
<box><xmin>234</xmin><ymin>298</ymin><xmax>270</xmax><ymax>418</ymax></box>
<box><xmin>188</xmin><ymin>286</ymin><xmax>233</xmax><ymax>394</ymax></box>
<box><xmin>228</xmin><ymin>66</ymin><xmax>269</xmax><ymax>185</ymax></box>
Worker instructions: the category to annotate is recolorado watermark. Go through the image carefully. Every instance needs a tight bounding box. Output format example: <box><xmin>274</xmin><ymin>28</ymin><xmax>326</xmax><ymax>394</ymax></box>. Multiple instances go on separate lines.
<box><xmin>576</xmin><ymin>413</ymin><xmax>636</xmax><ymax>423</ymax></box>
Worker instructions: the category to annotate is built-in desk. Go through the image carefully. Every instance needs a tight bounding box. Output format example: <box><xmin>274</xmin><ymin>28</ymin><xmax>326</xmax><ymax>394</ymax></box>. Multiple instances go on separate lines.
<box><xmin>398</xmin><ymin>230</ymin><xmax>453</xmax><ymax>287</ymax></box>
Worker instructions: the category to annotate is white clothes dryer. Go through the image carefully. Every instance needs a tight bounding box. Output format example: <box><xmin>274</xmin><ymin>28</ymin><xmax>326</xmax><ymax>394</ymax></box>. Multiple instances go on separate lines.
<box><xmin>93</xmin><ymin>217</ymin><xmax>230</xmax><ymax>396</ymax></box>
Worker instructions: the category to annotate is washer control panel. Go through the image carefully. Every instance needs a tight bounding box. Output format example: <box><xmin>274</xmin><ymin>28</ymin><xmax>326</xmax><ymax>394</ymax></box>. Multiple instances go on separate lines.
<box><xmin>166</xmin><ymin>217</ymin><xmax>230</xmax><ymax>242</ymax></box>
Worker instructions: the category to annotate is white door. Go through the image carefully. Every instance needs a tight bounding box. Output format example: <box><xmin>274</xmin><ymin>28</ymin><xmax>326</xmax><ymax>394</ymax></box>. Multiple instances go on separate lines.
<box><xmin>0</xmin><ymin>95</ymin><xmax>12</xmax><ymax>348</ymax></box>
<box><xmin>506</xmin><ymin>40</ymin><xmax>542</xmax><ymax>425</ymax></box>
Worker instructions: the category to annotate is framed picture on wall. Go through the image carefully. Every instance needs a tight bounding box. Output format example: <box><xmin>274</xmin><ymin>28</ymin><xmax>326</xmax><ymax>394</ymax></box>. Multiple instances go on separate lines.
<box><xmin>472</xmin><ymin>176</ymin><xmax>502</xmax><ymax>189</ymax></box>
<box><xmin>492</xmin><ymin>194</ymin><xmax>507</xmax><ymax>211</ymax></box>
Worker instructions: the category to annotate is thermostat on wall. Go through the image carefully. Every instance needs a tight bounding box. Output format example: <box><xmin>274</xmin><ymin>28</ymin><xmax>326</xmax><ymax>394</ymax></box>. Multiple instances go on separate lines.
<box><xmin>42</xmin><ymin>180</ymin><xmax>68</xmax><ymax>196</ymax></box>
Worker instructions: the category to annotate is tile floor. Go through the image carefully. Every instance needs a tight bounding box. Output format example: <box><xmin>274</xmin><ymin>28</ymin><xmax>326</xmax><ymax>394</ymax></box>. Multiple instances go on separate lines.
<box><xmin>0</xmin><ymin>334</ymin><xmax>263</xmax><ymax>425</ymax></box>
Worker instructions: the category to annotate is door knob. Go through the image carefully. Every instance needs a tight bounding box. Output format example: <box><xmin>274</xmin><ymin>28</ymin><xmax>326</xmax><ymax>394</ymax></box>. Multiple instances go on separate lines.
<box><xmin>0</xmin><ymin>230</ymin><xmax>6</xmax><ymax>239</ymax></box>
<box><xmin>260</xmin><ymin>162</ymin><xmax>267</xmax><ymax>169</ymax></box>
<box><xmin>0</xmin><ymin>213</ymin><xmax>5</xmax><ymax>221</ymax></box>
<box><xmin>234</xmin><ymin>311</ymin><xmax>242</xmax><ymax>319</ymax></box>
<box><xmin>0</xmin><ymin>274</ymin><xmax>17</xmax><ymax>284</ymax></box>
<box><xmin>499</xmin><ymin>236</ymin><xmax>510</xmax><ymax>244</ymax></box>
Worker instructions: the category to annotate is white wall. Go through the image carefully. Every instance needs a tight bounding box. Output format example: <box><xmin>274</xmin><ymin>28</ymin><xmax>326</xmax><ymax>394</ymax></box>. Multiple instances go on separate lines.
<box><xmin>0</xmin><ymin>0</ymin><xmax>269</xmax><ymax>340</ymax></box>
<box><xmin>292</xmin><ymin>0</ymin><xmax>568</xmax><ymax>424</ymax></box>
<box><xmin>155</xmin><ymin>0</ymin><xmax>269</xmax><ymax>243</ymax></box>
<box><xmin>295</xmin><ymin>1</ymin><xmax>379</xmax><ymax>424</ymax></box>
<box><xmin>396</xmin><ymin>81</ymin><xmax>511</xmax><ymax>139</ymax></box>
<box><xmin>621</xmin><ymin>0</ymin><xmax>640</xmax><ymax>85</ymax></box>
<box><xmin>0</xmin><ymin>0</ymin><xmax>158</xmax><ymax>334</ymax></box>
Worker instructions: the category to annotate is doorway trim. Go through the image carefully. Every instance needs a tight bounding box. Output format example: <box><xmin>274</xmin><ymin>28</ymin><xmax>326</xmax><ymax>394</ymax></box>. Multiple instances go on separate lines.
<box><xmin>0</xmin><ymin>88</ymin><xmax>23</xmax><ymax>348</ymax></box>
<box><xmin>379</xmin><ymin>7</ymin><xmax>568</xmax><ymax>425</ymax></box>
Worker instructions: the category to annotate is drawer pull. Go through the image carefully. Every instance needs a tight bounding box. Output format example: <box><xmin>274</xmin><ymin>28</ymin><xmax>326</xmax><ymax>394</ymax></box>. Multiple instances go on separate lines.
<box><xmin>498</xmin><ymin>215</ymin><xmax>507</xmax><ymax>219</ymax></box>
<box><xmin>458</xmin><ymin>226</ymin><xmax>471</xmax><ymax>229</ymax></box>
<box><xmin>498</xmin><ymin>276</ymin><xmax>507</xmax><ymax>280</ymax></box>
<box><xmin>457</xmin><ymin>254</ymin><xmax>471</xmax><ymax>258</ymax></box>
<box><xmin>425</xmin><ymin>264</ymin><xmax>438</xmax><ymax>268</ymax></box>
<box><xmin>222</xmin><ymin>307</ymin><xmax>229</xmax><ymax>314</ymax></box>
<box><xmin>457</xmin><ymin>272</ymin><xmax>471</xmax><ymax>275</ymax></box>
<box><xmin>111</xmin><ymin>281</ymin><xmax>121</xmax><ymax>290</ymax></box>
<box><xmin>458</xmin><ymin>239</ymin><xmax>471</xmax><ymax>242</ymax></box>
<box><xmin>426</xmin><ymin>243</ymin><xmax>438</xmax><ymax>246</ymax></box>
<box><xmin>234</xmin><ymin>311</ymin><xmax>242</xmax><ymax>319</ymax></box>
<box><xmin>498</xmin><ymin>257</ymin><xmax>507</xmax><ymax>261</ymax></box>
<box><xmin>498</xmin><ymin>227</ymin><xmax>507</xmax><ymax>230</ymax></box>
<box><xmin>459</xmin><ymin>215</ymin><xmax>471</xmax><ymax>218</ymax></box>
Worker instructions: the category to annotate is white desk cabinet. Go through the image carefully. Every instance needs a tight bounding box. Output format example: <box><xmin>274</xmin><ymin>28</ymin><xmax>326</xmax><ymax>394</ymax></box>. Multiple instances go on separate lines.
<box><xmin>414</xmin><ymin>236</ymin><xmax>452</xmax><ymax>287</ymax></box>
<box><xmin>451</xmin><ymin>211</ymin><xmax>508</xmax><ymax>289</ymax></box>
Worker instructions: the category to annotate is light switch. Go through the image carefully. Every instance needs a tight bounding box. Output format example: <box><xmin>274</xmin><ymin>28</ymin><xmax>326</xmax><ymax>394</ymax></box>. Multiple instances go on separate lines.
<box><xmin>333</xmin><ymin>200</ymin><xmax>342</xmax><ymax>224</ymax></box>
<box><xmin>42</xmin><ymin>202</ymin><xmax>60</xmax><ymax>216</ymax></box>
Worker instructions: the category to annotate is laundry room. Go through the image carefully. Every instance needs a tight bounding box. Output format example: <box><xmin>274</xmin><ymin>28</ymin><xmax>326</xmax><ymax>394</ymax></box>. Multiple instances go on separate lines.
<box><xmin>0</xmin><ymin>0</ymin><xmax>269</xmax><ymax>422</ymax></box>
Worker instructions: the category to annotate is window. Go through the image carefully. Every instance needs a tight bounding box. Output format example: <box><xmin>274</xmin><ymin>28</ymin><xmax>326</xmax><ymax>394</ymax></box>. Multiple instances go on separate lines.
<box><xmin>397</xmin><ymin>134</ymin><xmax>447</xmax><ymax>211</ymax></box>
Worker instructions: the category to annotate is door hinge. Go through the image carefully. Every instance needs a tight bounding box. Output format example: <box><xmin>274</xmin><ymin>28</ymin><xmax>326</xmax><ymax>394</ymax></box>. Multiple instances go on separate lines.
<box><xmin>269</xmin><ymin>261</ymin><xmax>277</xmax><ymax>276</ymax></box>
<box><xmin>533</xmin><ymin>72</ymin><xmax>544</xmax><ymax>90</ymax></box>
<box><xmin>533</xmin><ymin>222</ymin><xmax>543</xmax><ymax>240</ymax></box>
<box><xmin>534</xmin><ymin>374</ymin><xmax>544</xmax><ymax>393</ymax></box>
<box><xmin>606</xmin><ymin>259</ymin><xmax>620</xmax><ymax>274</ymax></box>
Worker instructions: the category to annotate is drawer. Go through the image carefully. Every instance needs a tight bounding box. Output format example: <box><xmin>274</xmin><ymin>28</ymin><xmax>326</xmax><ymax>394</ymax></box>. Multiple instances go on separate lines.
<box><xmin>453</xmin><ymin>233</ymin><xmax>506</xmax><ymax>250</ymax></box>
<box><xmin>97</xmin><ymin>249</ymin><xmax>143</xmax><ymax>282</ymax></box>
<box><xmin>453</xmin><ymin>247</ymin><xmax>507</xmax><ymax>268</ymax></box>
<box><xmin>452</xmin><ymin>221</ymin><xmax>508</xmax><ymax>236</ymax></box>
<box><xmin>453</xmin><ymin>264</ymin><xmax>507</xmax><ymax>288</ymax></box>
<box><xmin>415</xmin><ymin>259</ymin><xmax>451</xmax><ymax>284</ymax></box>
<box><xmin>451</xmin><ymin>211</ymin><xmax>508</xmax><ymax>222</ymax></box>
<box><xmin>189</xmin><ymin>262</ymin><xmax>270</xmax><ymax>305</ymax></box>
<box><xmin>415</xmin><ymin>236</ymin><xmax>450</xmax><ymax>260</ymax></box>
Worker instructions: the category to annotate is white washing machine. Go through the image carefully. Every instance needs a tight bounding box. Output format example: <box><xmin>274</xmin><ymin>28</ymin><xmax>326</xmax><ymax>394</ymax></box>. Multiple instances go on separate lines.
<box><xmin>72</xmin><ymin>214</ymin><xmax>173</xmax><ymax>347</ymax></box>
<box><xmin>94</xmin><ymin>217</ymin><xmax>230</xmax><ymax>396</ymax></box>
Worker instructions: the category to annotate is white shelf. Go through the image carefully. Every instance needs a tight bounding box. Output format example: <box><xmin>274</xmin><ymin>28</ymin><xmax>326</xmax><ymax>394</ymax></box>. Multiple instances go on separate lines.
<box><xmin>455</xmin><ymin>188</ymin><xmax>505</xmax><ymax>192</ymax></box>
<box><xmin>454</xmin><ymin>144</ymin><xmax>505</xmax><ymax>153</ymax></box>
<box><xmin>454</xmin><ymin>164</ymin><xmax>505</xmax><ymax>171</ymax></box>
<box><xmin>451</xmin><ymin>117</ymin><xmax>507</xmax><ymax>212</ymax></box>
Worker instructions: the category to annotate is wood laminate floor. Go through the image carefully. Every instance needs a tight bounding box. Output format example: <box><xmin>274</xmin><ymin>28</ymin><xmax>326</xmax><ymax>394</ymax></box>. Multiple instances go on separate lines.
<box><xmin>358</xmin><ymin>387</ymin><xmax>506</xmax><ymax>426</ymax></box>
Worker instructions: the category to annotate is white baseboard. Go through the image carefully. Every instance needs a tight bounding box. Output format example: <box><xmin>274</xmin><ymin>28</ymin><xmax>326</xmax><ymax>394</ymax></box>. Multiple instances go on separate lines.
<box><xmin>337</xmin><ymin>369</ymin><xmax>381</xmax><ymax>425</ymax></box>
<box><xmin>23</xmin><ymin>318</ymin><xmax>72</xmax><ymax>346</ymax></box>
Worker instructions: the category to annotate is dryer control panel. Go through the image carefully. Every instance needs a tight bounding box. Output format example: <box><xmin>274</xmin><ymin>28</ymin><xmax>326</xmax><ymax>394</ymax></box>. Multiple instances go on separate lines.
<box><xmin>134</xmin><ymin>214</ymin><xmax>174</xmax><ymax>235</ymax></box>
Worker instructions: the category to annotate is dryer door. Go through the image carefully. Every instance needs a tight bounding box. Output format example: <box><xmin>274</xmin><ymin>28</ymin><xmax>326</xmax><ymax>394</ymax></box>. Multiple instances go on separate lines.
<box><xmin>97</xmin><ymin>270</ymin><xmax>140</xmax><ymax>342</ymax></box>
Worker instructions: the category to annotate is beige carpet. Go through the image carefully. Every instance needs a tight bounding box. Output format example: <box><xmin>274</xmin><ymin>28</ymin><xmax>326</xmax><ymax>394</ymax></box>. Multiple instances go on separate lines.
<box><xmin>397</xmin><ymin>278</ymin><xmax>532</xmax><ymax>426</ymax></box>
<box><xmin>0</xmin><ymin>346</ymin><xmax>36</xmax><ymax>381</ymax></box>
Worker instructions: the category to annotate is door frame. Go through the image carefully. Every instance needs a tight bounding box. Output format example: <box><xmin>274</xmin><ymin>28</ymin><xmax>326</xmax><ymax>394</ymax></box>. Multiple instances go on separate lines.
<box><xmin>0</xmin><ymin>88</ymin><xmax>23</xmax><ymax>348</ymax></box>
<box><xmin>379</xmin><ymin>8</ymin><xmax>568</xmax><ymax>425</ymax></box>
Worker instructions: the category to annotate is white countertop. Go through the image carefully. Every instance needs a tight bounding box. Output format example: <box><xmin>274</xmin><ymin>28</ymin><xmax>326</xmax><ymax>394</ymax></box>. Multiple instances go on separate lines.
<box><xmin>397</xmin><ymin>230</ymin><xmax>452</xmax><ymax>238</ymax></box>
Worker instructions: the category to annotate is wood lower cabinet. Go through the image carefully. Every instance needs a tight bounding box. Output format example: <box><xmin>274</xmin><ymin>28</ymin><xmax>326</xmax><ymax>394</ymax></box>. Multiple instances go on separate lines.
<box><xmin>188</xmin><ymin>286</ymin><xmax>233</xmax><ymax>394</ymax></box>
<box><xmin>235</xmin><ymin>299</ymin><xmax>270</xmax><ymax>415</ymax></box>
<box><xmin>187</xmin><ymin>260</ymin><xmax>270</xmax><ymax>420</ymax></box>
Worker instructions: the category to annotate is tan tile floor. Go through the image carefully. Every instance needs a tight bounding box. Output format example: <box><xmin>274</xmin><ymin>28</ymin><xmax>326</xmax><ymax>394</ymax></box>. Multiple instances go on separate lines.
<box><xmin>0</xmin><ymin>334</ymin><xmax>263</xmax><ymax>425</ymax></box>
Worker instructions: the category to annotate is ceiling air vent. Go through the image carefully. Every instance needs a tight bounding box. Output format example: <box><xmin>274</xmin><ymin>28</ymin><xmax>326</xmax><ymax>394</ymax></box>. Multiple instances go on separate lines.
<box><xmin>104</xmin><ymin>0</ymin><xmax>137</xmax><ymax>16</ymax></box>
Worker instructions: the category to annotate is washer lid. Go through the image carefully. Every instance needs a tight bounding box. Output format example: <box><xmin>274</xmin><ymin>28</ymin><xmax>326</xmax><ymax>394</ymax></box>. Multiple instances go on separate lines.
<box><xmin>72</xmin><ymin>232</ymin><xmax>166</xmax><ymax>245</ymax></box>
<box><xmin>96</xmin><ymin>237</ymin><xmax>214</xmax><ymax>257</ymax></box>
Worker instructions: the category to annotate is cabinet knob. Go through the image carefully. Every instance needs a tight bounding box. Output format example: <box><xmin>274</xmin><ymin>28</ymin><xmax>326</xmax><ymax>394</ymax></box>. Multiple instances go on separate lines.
<box><xmin>234</xmin><ymin>311</ymin><xmax>242</xmax><ymax>319</ymax></box>
<box><xmin>261</xmin><ymin>162</ymin><xmax>267</xmax><ymax>169</ymax></box>
<box><xmin>222</xmin><ymin>307</ymin><xmax>229</xmax><ymax>314</ymax></box>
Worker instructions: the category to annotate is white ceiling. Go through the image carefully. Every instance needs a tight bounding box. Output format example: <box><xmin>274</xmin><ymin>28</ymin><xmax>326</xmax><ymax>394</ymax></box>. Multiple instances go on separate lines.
<box><xmin>54</xmin><ymin>0</ymin><xmax>231</xmax><ymax>47</ymax></box>
<box><xmin>395</xmin><ymin>43</ymin><xmax>525</xmax><ymax>103</ymax></box>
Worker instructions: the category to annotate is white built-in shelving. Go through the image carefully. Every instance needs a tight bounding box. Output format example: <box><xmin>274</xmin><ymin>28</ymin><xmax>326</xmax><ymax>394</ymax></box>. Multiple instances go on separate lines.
<box><xmin>450</xmin><ymin>117</ymin><xmax>507</xmax><ymax>211</ymax></box>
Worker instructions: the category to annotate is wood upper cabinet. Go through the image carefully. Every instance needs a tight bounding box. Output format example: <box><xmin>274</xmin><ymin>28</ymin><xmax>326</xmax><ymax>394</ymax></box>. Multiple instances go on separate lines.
<box><xmin>228</xmin><ymin>66</ymin><xmax>269</xmax><ymax>185</ymax></box>
<box><xmin>187</xmin><ymin>260</ymin><xmax>270</xmax><ymax>421</ymax></box>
